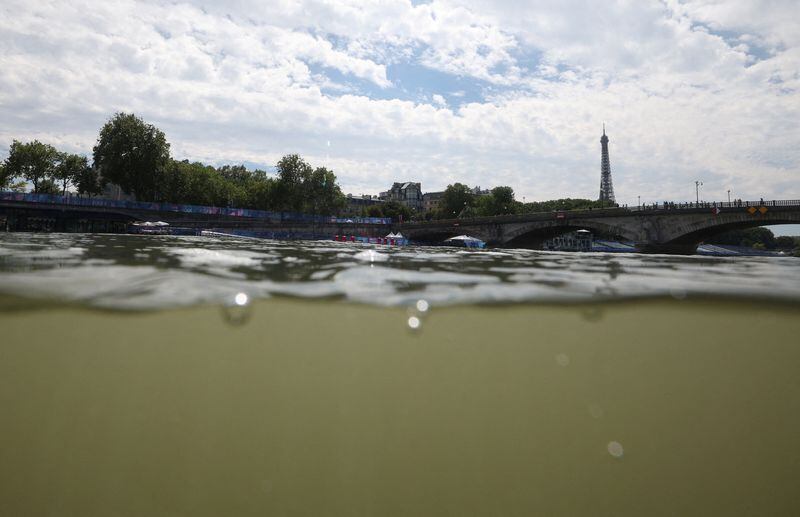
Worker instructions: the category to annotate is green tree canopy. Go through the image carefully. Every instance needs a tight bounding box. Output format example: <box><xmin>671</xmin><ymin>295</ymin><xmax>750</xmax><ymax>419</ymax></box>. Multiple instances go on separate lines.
<box><xmin>36</xmin><ymin>177</ymin><xmax>61</xmax><ymax>195</ymax></box>
<box><xmin>4</xmin><ymin>140</ymin><xmax>59</xmax><ymax>192</ymax></box>
<box><xmin>476</xmin><ymin>186</ymin><xmax>518</xmax><ymax>216</ymax></box>
<box><xmin>381</xmin><ymin>200</ymin><xmax>413</xmax><ymax>223</ymax></box>
<box><xmin>306</xmin><ymin>166</ymin><xmax>346</xmax><ymax>215</ymax></box>
<box><xmin>93</xmin><ymin>112</ymin><xmax>171</xmax><ymax>201</ymax></box>
<box><xmin>707</xmin><ymin>227</ymin><xmax>777</xmax><ymax>248</ymax></box>
<box><xmin>441</xmin><ymin>183</ymin><xmax>475</xmax><ymax>219</ymax></box>
<box><xmin>521</xmin><ymin>198</ymin><xmax>607</xmax><ymax>213</ymax></box>
<box><xmin>775</xmin><ymin>236</ymin><xmax>797</xmax><ymax>249</ymax></box>
<box><xmin>53</xmin><ymin>153</ymin><xmax>91</xmax><ymax>195</ymax></box>
<box><xmin>0</xmin><ymin>162</ymin><xmax>8</xmax><ymax>189</ymax></box>
<box><xmin>76</xmin><ymin>164</ymin><xmax>105</xmax><ymax>197</ymax></box>
<box><xmin>274</xmin><ymin>154</ymin><xmax>313</xmax><ymax>212</ymax></box>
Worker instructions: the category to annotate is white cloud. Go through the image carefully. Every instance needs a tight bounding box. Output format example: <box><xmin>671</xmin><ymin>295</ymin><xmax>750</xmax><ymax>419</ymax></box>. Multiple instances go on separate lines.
<box><xmin>0</xmin><ymin>0</ymin><xmax>798</xmax><ymax>205</ymax></box>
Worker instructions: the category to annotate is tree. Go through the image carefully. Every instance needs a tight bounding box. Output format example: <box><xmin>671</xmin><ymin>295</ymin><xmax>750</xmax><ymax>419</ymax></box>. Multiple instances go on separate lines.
<box><xmin>0</xmin><ymin>162</ymin><xmax>10</xmax><ymax>189</ymax></box>
<box><xmin>4</xmin><ymin>140</ymin><xmax>59</xmax><ymax>192</ymax></box>
<box><xmin>53</xmin><ymin>153</ymin><xmax>91</xmax><ymax>195</ymax></box>
<box><xmin>775</xmin><ymin>236</ymin><xmax>797</xmax><ymax>249</ymax></box>
<box><xmin>246</xmin><ymin>176</ymin><xmax>277</xmax><ymax>211</ymax></box>
<box><xmin>381</xmin><ymin>200</ymin><xmax>412</xmax><ymax>223</ymax></box>
<box><xmin>36</xmin><ymin>177</ymin><xmax>61</xmax><ymax>195</ymax></box>
<box><xmin>76</xmin><ymin>165</ymin><xmax>105</xmax><ymax>197</ymax></box>
<box><xmin>274</xmin><ymin>154</ymin><xmax>313</xmax><ymax>212</ymax></box>
<box><xmin>477</xmin><ymin>186</ymin><xmax>517</xmax><ymax>216</ymax></box>
<box><xmin>441</xmin><ymin>183</ymin><xmax>474</xmax><ymax>219</ymax></box>
<box><xmin>305</xmin><ymin>166</ymin><xmax>346</xmax><ymax>215</ymax></box>
<box><xmin>708</xmin><ymin>227</ymin><xmax>777</xmax><ymax>248</ymax></box>
<box><xmin>93</xmin><ymin>112</ymin><xmax>171</xmax><ymax>201</ymax></box>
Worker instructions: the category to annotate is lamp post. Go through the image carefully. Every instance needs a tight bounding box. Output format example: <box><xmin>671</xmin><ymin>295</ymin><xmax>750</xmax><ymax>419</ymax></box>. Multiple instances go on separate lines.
<box><xmin>727</xmin><ymin>189</ymin><xmax>731</xmax><ymax>204</ymax></box>
<box><xmin>695</xmin><ymin>180</ymin><xmax>703</xmax><ymax>204</ymax></box>
<box><xmin>638</xmin><ymin>195</ymin><xmax>641</xmax><ymax>208</ymax></box>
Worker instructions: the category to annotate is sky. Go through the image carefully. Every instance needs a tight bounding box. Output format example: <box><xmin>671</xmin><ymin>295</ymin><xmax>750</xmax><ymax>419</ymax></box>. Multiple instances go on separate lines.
<box><xmin>1</xmin><ymin>0</ymin><xmax>798</xmax><ymax>224</ymax></box>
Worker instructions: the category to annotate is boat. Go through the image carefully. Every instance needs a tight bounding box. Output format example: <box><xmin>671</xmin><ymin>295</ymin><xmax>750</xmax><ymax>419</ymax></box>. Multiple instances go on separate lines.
<box><xmin>444</xmin><ymin>235</ymin><xmax>486</xmax><ymax>249</ymax></box>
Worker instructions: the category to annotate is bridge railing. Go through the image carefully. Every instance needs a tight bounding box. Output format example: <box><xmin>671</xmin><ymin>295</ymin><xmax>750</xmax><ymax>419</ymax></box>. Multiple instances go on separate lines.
<box><xmin>398</xmin><ymin>199</ymin><xmax>800</xmax><ymax>228</ymax></box>
<box><xmin>0</xmin><ymin>191</ymin><xmax>391</xmax><ymax>225</ymax></box>
<box><xmin>627</xmin><ymin>199</ymin><xmax>800</xmax><ymax>211</ymax></box>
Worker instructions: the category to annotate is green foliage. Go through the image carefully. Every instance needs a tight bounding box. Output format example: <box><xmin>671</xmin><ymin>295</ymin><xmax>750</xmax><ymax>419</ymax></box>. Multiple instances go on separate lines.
<box><xmin>274</xmin><ymin>154</ymin><xmax>313</xmax><ymax>212</ymax></box>
<box><xmin>8</xmin><ymin>180</ymin><xmax>27</xmax><ymax>193</ymax></box>
<box><xmin>707</xmin><ymin>227</ymin><xmax>777</xmax><ymax>248</ymax></box>
<box><xmin>4</xmin><ymin>122</ymin><xmax>348</xmax><ymax>217</ymax></box>
<box><xmin>271</xmin><ymin>155</ymin><xmax>345</xmax><ymax>214</ymax></box>
<box><xmin>521</xmin><ymin>198</ymin><xmax>609</xmax><ymax>213</ymax></box>
<box><xmin>36</xmin><ymin>177</ymin><xmax>61</xmax><ymax>195</ymax></box>
<box><xmin>245</xmin><ymin>175</ymin><xmax>277</xmax><ymax>211</ymax></box>
<box><xmin>76</xmin><ymin>165</ymin><xmax>105</xmax><ymax>197</ymax></box>
<box><xmin>93</xmin><ymin>112</ymin><xmax>171</xmax><ymax>201</ymax></box>
<box><xmin>774</xmin><ymin>236</ymin><xmax>797</xmax><ymax>249</ymax></box>
<box><xmin>441</xmin><ymin>183</ymin><xmax>474</xmax><ymax>218</ymax></box>
<box><xmin>380</xmin><ymin>201</ymin><xmax>413</xmax><ymax>222</ymax></box>
<box><xmin>4</xmin><ymin>140</ymin><xmax>59</xmax><ymax>192</ymax></box>
<box><xmin>54</xmin><ymin>153</ymin><xmax>91</xmax><ymax>195</ymax></box>
<box><xmin>0</xmin><ymin>162</ymin><xmax>8</xmax><ymax>189</ymax></box>
<box><xmin>476</xmin><ymin>186</ymin><xmax>518</xmax><ymax>216</ymax></box>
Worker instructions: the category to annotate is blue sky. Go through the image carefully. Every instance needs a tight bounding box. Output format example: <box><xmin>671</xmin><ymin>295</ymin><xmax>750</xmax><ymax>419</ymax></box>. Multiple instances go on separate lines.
<box><xmin>0</xmin><ymin>0</ymin><xmax>798</xmax><ymax>234</ymax></box>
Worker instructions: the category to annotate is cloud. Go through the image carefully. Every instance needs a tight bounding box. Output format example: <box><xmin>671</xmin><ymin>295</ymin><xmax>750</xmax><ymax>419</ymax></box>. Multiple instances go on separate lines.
<box><xmin>0</xmin><ymin>0</ymin><xmax>797</xmax><ymax>205</ymax></box>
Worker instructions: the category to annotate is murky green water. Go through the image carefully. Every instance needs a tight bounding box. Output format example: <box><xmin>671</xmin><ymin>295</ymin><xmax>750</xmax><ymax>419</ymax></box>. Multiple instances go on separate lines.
<box><xmin>1</xmin><ymin>233</ymin><xmax>799</xmax><ymax>516</ymax></box>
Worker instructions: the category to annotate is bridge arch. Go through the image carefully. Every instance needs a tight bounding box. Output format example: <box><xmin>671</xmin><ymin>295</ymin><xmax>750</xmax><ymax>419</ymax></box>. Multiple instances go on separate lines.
<box><xmin>501</xmin><ymin>220</ymin><xmax>638</xmax><ymax>248</ymax></box>
<box><xmin>648</xmin><ymin>213</ymin><xmax>800</xmax><ymax>254</ymax></box>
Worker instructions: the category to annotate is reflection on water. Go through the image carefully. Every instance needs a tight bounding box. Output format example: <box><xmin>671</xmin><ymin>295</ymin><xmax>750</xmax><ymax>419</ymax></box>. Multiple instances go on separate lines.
<box><xmin>1</xmin><ymin>232</ymin><xmax>799</xmax><ymax>309</ymax></box>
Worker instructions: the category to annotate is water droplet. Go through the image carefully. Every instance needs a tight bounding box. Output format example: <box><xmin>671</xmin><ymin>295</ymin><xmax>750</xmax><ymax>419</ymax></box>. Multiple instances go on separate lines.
<box><xmin>589</xmin><ymin>404</ymin><xmax>604</xmax><ymax>419</ymax></box>
<box><xmin>415</xmin><ymin>299</ymin><xmax>430</xmax><ymax>313</ymax></box>
<box><xmin>222</xmin><ymin>291</ymin><xmax>252</xmax><ymax>326</ymax></box>
<box><xmin>407</xmin><ymin>316</ymin><xmax>421</xmax><ymax>331</ymax></box>
<box><xmin>555</xmin><ymin>353</ymin><xmax>570</xmax><ymax>367</ymax></box>
<box><xmin>607</xmin><ymin>441</ymin><xmax>624</xmax><ymax>458</ymax></box>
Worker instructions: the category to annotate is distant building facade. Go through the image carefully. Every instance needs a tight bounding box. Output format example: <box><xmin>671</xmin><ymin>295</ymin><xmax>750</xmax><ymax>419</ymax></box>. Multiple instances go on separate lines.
<box><xmin>380</xmin><ymin>182</ymin><xmax>423</xmax><ymax>211</ymax></box>
<box><xmin>422</xmin><ymin>191</ymin><xmax>445</xmax><ymax>212</ymax></box>
<box><xmin>344</xmin><ymin>194</ymin><xmax>384</xmax><ymax>215</ymax></box>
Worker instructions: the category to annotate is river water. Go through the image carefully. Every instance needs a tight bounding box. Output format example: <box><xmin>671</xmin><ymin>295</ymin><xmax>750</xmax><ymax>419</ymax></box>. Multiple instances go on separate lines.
<box><xmin>1</xmin><ymin>233</ymin><xmax>799</xmax><ymax>516</ymax></box>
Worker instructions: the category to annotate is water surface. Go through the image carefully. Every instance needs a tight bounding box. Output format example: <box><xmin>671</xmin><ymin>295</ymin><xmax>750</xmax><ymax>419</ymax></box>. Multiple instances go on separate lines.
<box><xmin>1</xmin><ymin>233</ymin><xmax>799</xmax><ymax>516</ymax></box>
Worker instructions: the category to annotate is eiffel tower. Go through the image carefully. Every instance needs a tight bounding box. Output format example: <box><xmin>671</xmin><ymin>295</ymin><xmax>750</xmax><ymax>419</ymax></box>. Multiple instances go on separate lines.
<box><xmin>599</xmin><ymin>124</ymin><xmax>615</xmax><ymax>203</ymax></box>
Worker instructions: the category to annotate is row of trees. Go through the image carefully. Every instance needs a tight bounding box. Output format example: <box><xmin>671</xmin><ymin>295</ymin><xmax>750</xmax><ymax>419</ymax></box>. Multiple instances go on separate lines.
<box><xmin>1</xmin><ymin>113</ymin><xmax>347</xmax><ymax>215</ymax></box>
<box><xmin>0</xmin><ymin>140</ymin><xmax>98</xmax><ymax>196</ymax></box>
<box><xmin>366</xmin><ymin>182</ymin><xmax>607</xmax><ymax>221</ymax></box>
<box><xmin>707</xmin><ymin>227</ymin><xmax>799</xmax><ymax>250</ymax></box>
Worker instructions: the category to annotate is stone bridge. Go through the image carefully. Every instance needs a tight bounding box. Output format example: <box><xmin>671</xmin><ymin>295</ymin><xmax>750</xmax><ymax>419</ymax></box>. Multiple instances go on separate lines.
<box><xmin>395</xmin><ymin>201</ymin><xmax>800</xmax><ymax>254</ymax></box>
<box><xmin>3</xmin><ymin>196</ymin><xmax>800</xmax><ymax>254</ymax></box>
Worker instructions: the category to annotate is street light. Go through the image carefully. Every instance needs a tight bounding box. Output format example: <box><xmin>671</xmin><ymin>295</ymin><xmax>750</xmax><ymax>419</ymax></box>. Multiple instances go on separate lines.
<box><xmin>727</xmin><ymin>189</ymin><xmax>731</xmax><ymax>204</ymax></box>
<box><xmin>695</xmin><ymin>180</ymin><xmax>703</xmax><ymax>204</ymax></box>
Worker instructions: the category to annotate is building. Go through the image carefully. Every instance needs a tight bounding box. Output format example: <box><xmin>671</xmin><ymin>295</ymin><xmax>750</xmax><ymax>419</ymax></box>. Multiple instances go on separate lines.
<box><xmin>380</xmin><ymin>182</ymin><xmax>423</xmax><ymax>211</ymax></box>
<box><xmin>599</xmin><ymin>125</ymin><xmax>616</xmax><ymax>203</ymax></box>
<box><xmin>343</xmin><ymin>194</ymin><xmax>384</xmax><ymax>215</ymax></box>
<box><xmin>471</xmin><ymin>186</ymin><xmax>491</xmax><ymax>197</ymax></box>
<box><xmin>422</xmin><ymin>191</ymin><xmax>445</xmax><ymax>212</ymax></box>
